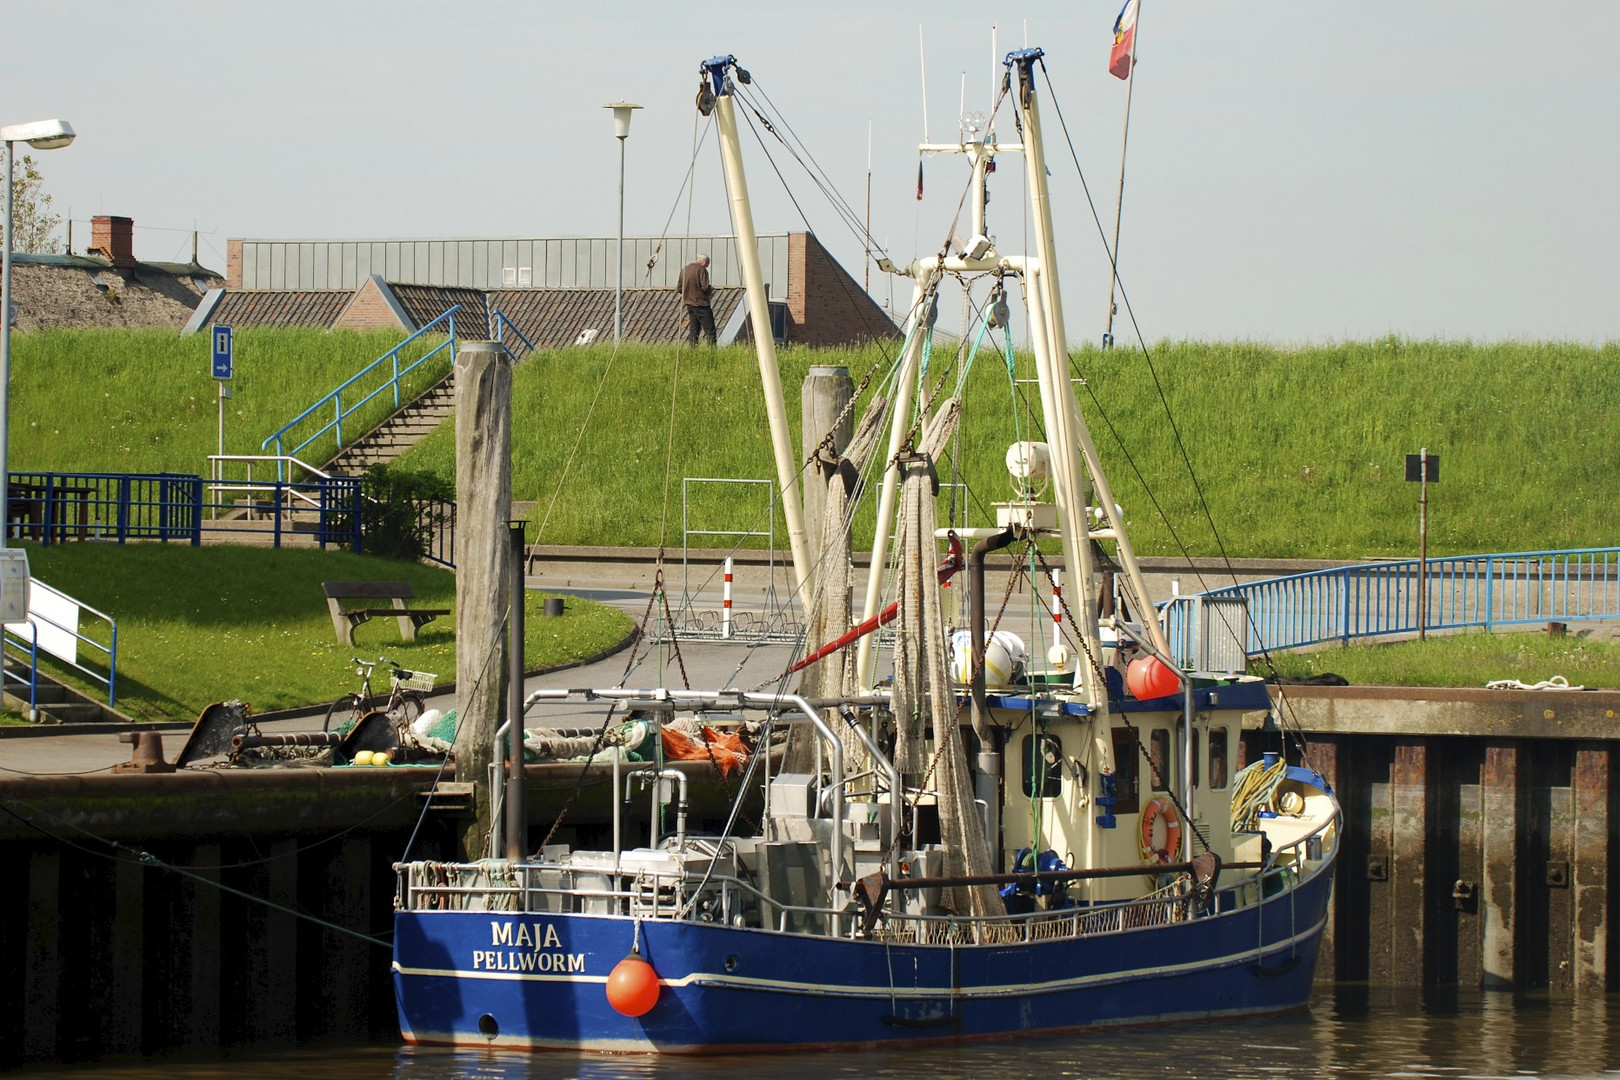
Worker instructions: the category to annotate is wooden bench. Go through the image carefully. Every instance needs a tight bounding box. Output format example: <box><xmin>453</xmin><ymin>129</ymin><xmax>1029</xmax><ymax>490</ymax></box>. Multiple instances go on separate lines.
<box><xmin>321</xmin><ymin>581</ymin><xmax>450</xmax><ymax>647</ymax></box>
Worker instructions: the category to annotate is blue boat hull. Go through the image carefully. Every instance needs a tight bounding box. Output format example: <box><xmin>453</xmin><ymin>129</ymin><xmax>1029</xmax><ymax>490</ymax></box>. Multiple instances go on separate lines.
<box><xmin>393</xmin><ymin>861</ymin><xmax>1335</xmax><ymax>1052</ymax></box>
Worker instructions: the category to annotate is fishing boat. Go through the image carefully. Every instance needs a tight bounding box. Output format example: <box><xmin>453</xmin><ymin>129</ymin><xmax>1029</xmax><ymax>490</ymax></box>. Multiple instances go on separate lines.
<box><xmin>391</xmin><ymin>49</ymin><xmax>1340</xmax><ymax>1052</ymax></box>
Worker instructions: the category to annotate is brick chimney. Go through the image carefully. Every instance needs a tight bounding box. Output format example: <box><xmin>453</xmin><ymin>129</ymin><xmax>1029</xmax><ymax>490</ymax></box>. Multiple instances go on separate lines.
<box><xmin>89</xmin><ymin>215</ymin><xmax>136</xmax><ymax>269</ymax></box>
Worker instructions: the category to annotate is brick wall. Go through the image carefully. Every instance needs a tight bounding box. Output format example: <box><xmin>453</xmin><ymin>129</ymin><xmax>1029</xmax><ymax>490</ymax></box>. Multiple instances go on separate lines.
<box><xmin>785</xmin><ymin>232</ymin><xmax>899</xmax><ymax>347</ymax></box>
<box><xmin>226</xmin><ymin>239</ymin><xmax>243</xmax><ymax>290</ymax></box>
<box><xmin>333</xmin><ymin>279</ymin><xmax>409</xmax><ymax>332</ymax></box>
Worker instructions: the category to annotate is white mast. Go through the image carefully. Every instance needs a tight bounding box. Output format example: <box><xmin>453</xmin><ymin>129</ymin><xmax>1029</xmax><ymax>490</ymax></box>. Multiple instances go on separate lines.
<box><xmin>702</xmin><ymin>57</ymin><xmax>814</xmax><ymax>599</ymax></box>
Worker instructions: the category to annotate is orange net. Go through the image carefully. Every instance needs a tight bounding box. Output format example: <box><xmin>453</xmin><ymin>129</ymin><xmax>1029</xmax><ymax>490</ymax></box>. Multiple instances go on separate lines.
<box><xmin>659</xmin><ymin>725</ymin><xmax>749</xmax><ymax>777</ymax></box>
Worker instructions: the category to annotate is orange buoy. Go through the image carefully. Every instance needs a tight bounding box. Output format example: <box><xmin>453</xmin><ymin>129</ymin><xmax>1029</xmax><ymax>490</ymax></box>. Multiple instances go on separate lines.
<box><xmin>605</xmin><ymin>951</ymin><xmax>660</xmax><ymax>1017</ymax></box>
<box><xmin>1126</xmin><ymin>656</ymin><xmax>1181</xmax><ymax>700</ymax></box>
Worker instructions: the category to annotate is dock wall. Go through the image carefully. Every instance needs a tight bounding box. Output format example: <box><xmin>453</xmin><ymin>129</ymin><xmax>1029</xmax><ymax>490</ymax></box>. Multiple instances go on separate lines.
<box><xmin>1264</xmin><ymin>685</ymin><xmax>1617</xmax><ymax>992</ymax></box>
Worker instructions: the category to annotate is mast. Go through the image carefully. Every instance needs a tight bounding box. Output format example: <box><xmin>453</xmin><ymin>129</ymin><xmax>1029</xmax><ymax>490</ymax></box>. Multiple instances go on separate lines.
<box><xmin>854</xmin><ymin>274</ymin><xmax>934</xmax><ymax>689</ymax></box>
<box><xmin>1006</xmin><ymin>49</ymin><xmax>1106</xmax><ymax>704</ymax></box>
<box><xmin>701</xmin><ymin>56</ymin><xmax>814</xmax><ymax>600</ymax></box>
<box><xmin>1008</xmin><ymin>49</ymin><xmax>1172</xmax><ymax>666</ymax></box>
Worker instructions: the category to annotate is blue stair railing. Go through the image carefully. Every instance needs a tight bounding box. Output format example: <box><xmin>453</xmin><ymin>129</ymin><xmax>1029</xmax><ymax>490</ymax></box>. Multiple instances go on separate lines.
<box><xmin>492</xmin><ymin>309</ymin><xmax>537</xmax><ymax>358</ymax></box>
<box><xmin>261</xmin><ymin>306</ymin><xmax>461</xmax><ymax>478</ymax></box>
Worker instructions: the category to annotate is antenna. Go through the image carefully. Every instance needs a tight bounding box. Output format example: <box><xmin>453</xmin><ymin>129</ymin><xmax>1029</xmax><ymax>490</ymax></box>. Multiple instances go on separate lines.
<box><xmin>865</xmin><ymin>120</ymin><xmax>873</xmax><ymax>292</ymax></box>
<box><xmin>918</xmin><ymin>25</ymin><xmax>930</xmax><ymax>142</ymax></box>
<box><xmin>991</xmin><ymin>22</ymin><xmax>998</xmax><ymax>113</ymax></box>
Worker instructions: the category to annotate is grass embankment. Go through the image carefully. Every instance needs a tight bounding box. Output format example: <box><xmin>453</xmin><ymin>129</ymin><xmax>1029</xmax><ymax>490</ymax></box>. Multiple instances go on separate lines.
<box><xmin>1259</xmin><ymin>628</ymin><xmax>1620</xmax><ymax>689</ymax></box>
<box><xmin>12</xmin><ymin>331</ymin><xmax>1615</xmax><ymax>559</ymax></box>
<box><xmin>10</xmin><ymin>327</ymin><xmax>439</xmax><ymax>472</ymax></box>
<box><xmin>14</xmin><ymin>543</ymin><xmax>633</xmax><ymax>724</ymax></box>
<box><xmin>398</xmin><ymin>339</ymin><xmax>1620</xmax><ymax>559</ymax></box>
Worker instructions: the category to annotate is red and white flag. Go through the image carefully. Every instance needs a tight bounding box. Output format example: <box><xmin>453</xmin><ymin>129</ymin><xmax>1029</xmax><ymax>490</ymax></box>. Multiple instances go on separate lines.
<box><xmin>1110</xmin><ymin>0</ymin><xmax>1138</xmax><ymax>80</ymax></box>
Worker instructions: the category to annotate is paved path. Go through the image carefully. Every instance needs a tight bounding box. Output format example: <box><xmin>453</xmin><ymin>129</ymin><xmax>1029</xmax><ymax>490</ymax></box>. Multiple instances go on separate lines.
<box><xmin>0</xmin><ymin>578</ymin><xmax>806</xmax><ymax>777</ymax></box>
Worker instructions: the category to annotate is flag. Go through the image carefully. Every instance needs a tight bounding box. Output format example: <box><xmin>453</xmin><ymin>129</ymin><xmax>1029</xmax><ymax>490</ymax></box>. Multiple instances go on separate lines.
<box><xmin>1110</xmin><ymin>0</ymin><xmax>1138</xmax><ymax>80</ymax></box>
<box><xmin>917</xmin><ymin>159</ymin><xmax>924</xmax><ymax>201</ymax></box>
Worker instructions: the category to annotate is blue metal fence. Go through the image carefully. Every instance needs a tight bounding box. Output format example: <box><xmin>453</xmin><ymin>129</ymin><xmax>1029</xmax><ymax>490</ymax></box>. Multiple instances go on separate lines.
<box><xmin>8</xmin><ymin>472</ymin><xmax>204</xmax><ymax>545</ymax></box>
<box><xmin>5</xmin><ymin>471</ymin><xmax>454</xmax><ymax>566</ymax></box>
<box><xmin>1167</xmin><ymin>548</ymin><xmax>1620</xmax><ymax>663</ymax></box>
<box><xmin>261</xmin><ymin>306</ymin><xmax>460</xmax><ymax>472</ymax></box>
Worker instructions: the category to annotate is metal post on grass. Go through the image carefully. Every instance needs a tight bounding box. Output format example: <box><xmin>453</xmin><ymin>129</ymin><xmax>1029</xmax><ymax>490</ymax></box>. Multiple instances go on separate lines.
<box><xmin>1406</xmin><ymin>448</ymin><xmax>1440</xmax><ymax>640</ymax></box>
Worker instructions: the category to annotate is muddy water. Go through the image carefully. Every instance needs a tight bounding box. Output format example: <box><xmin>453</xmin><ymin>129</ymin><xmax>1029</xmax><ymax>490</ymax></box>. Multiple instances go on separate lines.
<box><xmin>16</xmin><ymin>985</ymin><xmax>1620</xmax><ymax>1080</ymax></box>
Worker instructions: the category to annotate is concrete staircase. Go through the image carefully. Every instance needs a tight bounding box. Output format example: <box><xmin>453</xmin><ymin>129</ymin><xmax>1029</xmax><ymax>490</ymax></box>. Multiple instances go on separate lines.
<box><xmin>3</xmin><ymin>657</ymin><xmax>128</xmax><ymax>725</ymax></box>
<box><xmin>324</xmin><ymin>374</ymin><xmax>455</xmax><ymax>476</ymax></box>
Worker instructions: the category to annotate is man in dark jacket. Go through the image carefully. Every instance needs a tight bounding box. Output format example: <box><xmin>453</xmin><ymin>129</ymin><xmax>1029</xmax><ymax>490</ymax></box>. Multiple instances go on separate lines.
<box><xmin>677</xmin><ymin>254</ymin><xmax>716</xmax><ymax>345</ymax></box>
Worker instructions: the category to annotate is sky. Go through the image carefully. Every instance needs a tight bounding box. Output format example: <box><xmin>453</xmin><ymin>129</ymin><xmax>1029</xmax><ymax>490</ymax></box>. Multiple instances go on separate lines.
<box><xmin>5</xmin><ymin>0</ymin><xmax>1617</xmax><ymax>345</ymax></box>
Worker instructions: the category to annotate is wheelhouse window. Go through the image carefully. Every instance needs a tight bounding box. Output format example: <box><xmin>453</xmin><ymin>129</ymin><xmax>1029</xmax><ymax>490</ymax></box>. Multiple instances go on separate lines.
<box><xmin>1148</xmin><ymin>728</ymin><xmax>1170</xmax><ymax>792</ymax></box>
<box><xmin>1021</xmin><ymin>733</ymin><xmax>1063</xmax><ymax>798</ymax></box>
<box><xmin>1208</xmin><ymin>727</ymin><xmax>1230</xmax><ymax>790</ymax></box>
<box><xmin>1110</xmin><ymin>728</ymin><xmax>1140</xmax><ymax>815</ymax></box>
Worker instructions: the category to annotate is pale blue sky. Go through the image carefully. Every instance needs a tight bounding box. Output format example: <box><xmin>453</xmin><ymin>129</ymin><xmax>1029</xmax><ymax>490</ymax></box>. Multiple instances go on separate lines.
<box><xmin>7</xmin><ymin>1</ymin><xmax>1616</xmax><ymax>343</ymax></box>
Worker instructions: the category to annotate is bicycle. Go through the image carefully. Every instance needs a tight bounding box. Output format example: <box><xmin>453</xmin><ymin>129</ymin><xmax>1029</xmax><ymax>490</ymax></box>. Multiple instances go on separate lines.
<box><xmin>323</xmin><ymin>656</ymin><xmax>436</xmax><ymax>733</ymax></box>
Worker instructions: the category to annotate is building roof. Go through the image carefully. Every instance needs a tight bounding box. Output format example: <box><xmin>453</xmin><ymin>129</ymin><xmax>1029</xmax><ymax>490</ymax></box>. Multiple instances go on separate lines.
<box><xmin>389</xmin><ymin>284</ymin><xmax>490</xmax><ymax>338</ymax></box>
<box><xmin>209</xmin><ymin>289</ymin><xmax>352</xmax><ymax>330</ymax></box>
<box><xmin>10</xmin><ymin>251</ymin><xmax>222</xmax><ymax>281</ymax></box>
<box><xmin>488</xmin><ymin>287</ymin><xmax>749</xmax><ymax>347</ymax></box>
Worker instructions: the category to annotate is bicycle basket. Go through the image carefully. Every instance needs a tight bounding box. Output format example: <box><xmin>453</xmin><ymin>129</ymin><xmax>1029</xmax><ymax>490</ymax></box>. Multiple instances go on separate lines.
<box><xmin>396</xmin><ymin>670</ymin><xmax>437</xmax><ymax>693</ymax></box>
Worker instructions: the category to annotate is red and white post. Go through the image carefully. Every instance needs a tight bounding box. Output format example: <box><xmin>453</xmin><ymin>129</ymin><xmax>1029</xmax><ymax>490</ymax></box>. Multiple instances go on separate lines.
<box><xmin>722</xmin><ymin>557</ymin><xmax>734</xmax><ymax>639</ymax></box>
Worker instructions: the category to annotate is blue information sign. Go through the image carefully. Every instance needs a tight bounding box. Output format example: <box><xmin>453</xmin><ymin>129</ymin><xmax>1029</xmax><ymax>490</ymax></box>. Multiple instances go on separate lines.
<box><xmin>211</xmin><ymin>325</ymin><xmax>233</xmax><ymax>379</ymax></box>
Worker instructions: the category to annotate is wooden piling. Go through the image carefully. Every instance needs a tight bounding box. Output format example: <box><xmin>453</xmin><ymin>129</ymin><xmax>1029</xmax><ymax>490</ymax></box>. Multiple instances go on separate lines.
<box><xmin>1481</xmin><ymin>743</ymin><xmax>1519</xmax><ymax>987</ymax></box>
<box><xmin>454</xmin><ymin>340</ymin><xmax>513</xmax><ymax>859</ymax></box>
<box><xmin>801</xmin><ymin>364</ymin><xmax>853</xmax><ymax>571</ymax></box>
<box><xmin>23</xmin><ymin>849</ymin><xmax>60</xmax><ymax>1059</ymax></box>
<box><xmin>1572</xmin><ymin>745</ymin><xmax>1609</xmax><ymax>991</ymax></box>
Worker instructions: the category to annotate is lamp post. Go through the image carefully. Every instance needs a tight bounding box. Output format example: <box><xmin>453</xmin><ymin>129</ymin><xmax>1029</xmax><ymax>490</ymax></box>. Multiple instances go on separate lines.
<box><xmin>0</xmin><ymin>119</ymin><xmax>75</xmax><ymax>551</ymax></box>
<box><xmin>603</xmin><ymin>102</ymin><xmax>641</xmax><ymax>343</ymax></box>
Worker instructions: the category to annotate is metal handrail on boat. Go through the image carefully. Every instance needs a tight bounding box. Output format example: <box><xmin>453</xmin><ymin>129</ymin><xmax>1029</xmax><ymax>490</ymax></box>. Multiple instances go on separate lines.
<box><xmin>521</xmin><ymin>686</ymin><xmax>852</xmax><ymax>932</ymax></box>
<box><xmin>395</xmin><ymin>846</ymin><xmax>1322</xmax><ymax>947</ymax></box>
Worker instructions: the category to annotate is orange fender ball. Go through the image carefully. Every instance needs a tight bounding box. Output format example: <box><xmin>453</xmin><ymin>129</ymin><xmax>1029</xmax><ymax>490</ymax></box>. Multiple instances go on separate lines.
<box><xmin>1126</xmin><ymin>656</ymin><xmax>1181</xmax><ymax>700</ymax></box>
<box><xmin>605</xmin><ymin>954</ymin><xmax>660</xmax><ymax>1017</ymax></box>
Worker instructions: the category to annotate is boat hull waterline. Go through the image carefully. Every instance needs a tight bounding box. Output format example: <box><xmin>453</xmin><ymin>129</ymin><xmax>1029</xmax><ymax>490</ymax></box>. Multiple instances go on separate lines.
<box><xmin>393</xmin><ymin>859</ymin><xmax>1334</xmax><ymax>1052</ymax></box>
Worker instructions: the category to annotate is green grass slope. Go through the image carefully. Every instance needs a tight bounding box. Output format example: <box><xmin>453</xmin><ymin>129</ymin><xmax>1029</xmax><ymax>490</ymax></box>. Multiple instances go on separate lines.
<box><xmin>400</xmin><ymin>338</ymin><xmax>1620</xmax><ymax>559</ymax></box>
<box><xmin>8</xmin><ymin>330</ymin><xmax>1615</xmax><ymax>559</ymax></box>
<box><xmin>18</xmin><ymin>543</ymin><xmax>632</xmax><ymax>724</ymax></box>
<box><xmin>10</xmin><ymin>327</ymin><xmax>435</xmax><ymax>473</ymax></box>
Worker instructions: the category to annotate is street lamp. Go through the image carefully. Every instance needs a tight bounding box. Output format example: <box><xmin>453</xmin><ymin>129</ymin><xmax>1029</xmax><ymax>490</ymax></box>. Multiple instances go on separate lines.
<box><xmin>0</xmin><ymin>118</ymin><xmax>75</xmax><ymax>552</ymax></box>
<box><xmin>603</xmin><ymin>102</ymin><xmax>641</xmax><ymax>343</ymax></box>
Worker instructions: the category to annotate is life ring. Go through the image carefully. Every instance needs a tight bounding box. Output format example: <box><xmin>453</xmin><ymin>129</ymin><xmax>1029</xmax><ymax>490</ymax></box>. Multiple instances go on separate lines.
<box><xmin>1139</xmin><ymin>795</ymin><xmax>1182</xmax><ymax>865</ymax></box>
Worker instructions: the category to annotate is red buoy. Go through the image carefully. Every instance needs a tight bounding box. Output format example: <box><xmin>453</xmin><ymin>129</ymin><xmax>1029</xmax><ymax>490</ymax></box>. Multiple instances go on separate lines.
<box><xmin>605</xmin><ymin>951</ymin><xmax>660</xmax><ymax>1017</ymax></box>
<box><xmin>1126</xmin><ymin>656</ymin><xmax>1181</xmax><ymax>700</ymax></box>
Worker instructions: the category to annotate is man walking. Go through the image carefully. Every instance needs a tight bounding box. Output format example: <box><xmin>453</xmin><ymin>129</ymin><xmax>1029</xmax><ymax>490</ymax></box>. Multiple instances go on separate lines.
<box><xmin>678</xmin><ymin>253</ymin><xmax>717</xmax><ymax>346</ymax></box>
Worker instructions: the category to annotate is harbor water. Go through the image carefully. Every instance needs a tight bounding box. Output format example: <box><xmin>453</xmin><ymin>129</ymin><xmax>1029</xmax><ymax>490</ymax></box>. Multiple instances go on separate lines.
<box><xmin>13</xmin><ymin>986</ymin><xmax>1618</xmax><ymax>1079</ymax></box>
